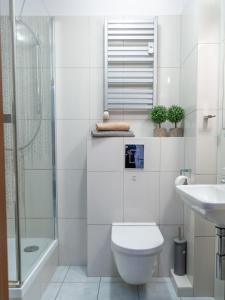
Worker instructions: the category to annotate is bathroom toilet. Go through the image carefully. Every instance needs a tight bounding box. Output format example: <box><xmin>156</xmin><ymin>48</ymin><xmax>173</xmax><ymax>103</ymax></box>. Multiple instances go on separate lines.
<box><xmin>111</xmin><ymin>223</ymin><xmax>164</xmax><ymax>285</ymax></box>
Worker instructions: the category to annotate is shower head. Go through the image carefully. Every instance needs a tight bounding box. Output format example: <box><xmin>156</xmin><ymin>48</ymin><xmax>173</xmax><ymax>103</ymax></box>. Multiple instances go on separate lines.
<box><xmin>15</xmin><ymin>18</ymin><xmax>40</xmax><ymax>47</ymax></box>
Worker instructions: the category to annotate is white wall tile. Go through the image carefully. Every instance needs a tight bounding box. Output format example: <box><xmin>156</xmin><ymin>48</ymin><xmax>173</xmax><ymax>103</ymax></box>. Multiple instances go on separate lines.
<box><xmin>124</xmin><ymin>138</ymin><xmax>161</xmax><ymax>171</ymax></box>
<box><xmin>158</xmin><ymin>67</ymin><xmax>180</xmax><ymax>106</ymax></box>
<box><xmin>87</xmin><ymin>138</ymin><xmax>123</xmax><ymax>171</ymax></box>
<box><xmin>184</xmin><ymin>111</ymin><xmax>197</xmax><ymax>138</ymax></box>
<box><xmin>25</xmin><ymin>170</ymin><xmax>53</xmax><ymax>218</ymax></box>
<box><xmin>195</xmin><ymin>174</ymin><xmax>217</xmax><ymax>184</ymax></box>
<box><xmin>58</xmin><ymin>218</ymin><xmax>87</xmax><ymax>265</ymax></box>
<box><xmin>223</xmin><ymin>110</ymin><xmax>225</xmax><ymax>130</ymax></box>
<box><xmin>160</xmin><ymin>138</ymin><xmax>184</xmax><ymax>171</ymax></box>
<box><xmin>87</xmin><ymin>172</ymin><xmax>123</xmax><ymax>224</ymax></box>
<box><xmin>54</xmin><ymin>15</ymin><xmax>186</xmax><ymax>278</ymax></box>
<box><xmin>45</xmin><ymin>1</ymin><xmax>185</xmax><ymax>16</ymax></box>
<box><xmin>56</xmin><ymin>120</ymin><xmax>89</xmax><ymax>170</ymax></box>
<box><xmin>180</xmin><ymin>47</ymin><xmax>198</xmax><ymax>113</ymax></box>
<box><xmin>55</xmin><ymin>17</ymin><xmax>90</xmax><ymax>67</ymax></box>
<box><xmin>198</xmin><ymin>0</ymin><xmax>220</xmax><ymax>44</ymax></box>
<box><xmin>124</xmin><ymin>171</ymin><xmax>159</xmax><ymax>222</ymax></box>
<box><xmin>183</xmin><ymin>205</ymin><xmax>195</xmax><ymax>237</ymax></box>
<box><xmin>215</xmin><ymin>276</ymin><xmax>225</xmax><ymax>300</ymax></box>
<box><xmin>89</xmin><ymin>17</ymin><xmax>104</xmax><ymax>68</ymax></box>
<box><xmin>184</xmin><ymin>137</ymin><xmax>196</xmax><ymax>174</ymax></box>
<box><xmin>88</xmin><ymin>225</ymin><xmax>117</xmax><ymax>276</ymax></box>
<box><xmin>57</xmin><ymin>170</ymin><xmax>87</xmax><ymax>218</ymax></box>
<box><xmin>181</xmin><ymin>0</ymin><xmax>198</xmax><ymax>63</ymax></box>
<box><xmin>159</xmin><ymin>172</ymin><xmax>183</xmax><ymax>225</ymax></box>
<box><xmin>196</xmin><ymin>136</ymin><xmax>217</xmax><ymax>174</ymax></box>
<box><xmin>159</xmin><ymin>225</ymin><xmax>183</xmax><ymax>277</ymax></box>
<box><xmin>194</xmin><ymin>236</ymin><xmax>215</xmax><ymax>296</ymax></box>
<box><xmin>123</xmin><ymin>111</ymin><xmax>149</xmax><ymax>121</ymax></box>
<box><xmin>23</xmin><ymin>120</ymin><xmax>53</xmax><ymax>170</ymax></box>
<box><xmin>25</xmin><ymin>218</ymin><xmax>54</xmax><ymax>238</ymax></box>
<box><xmin>90</xmin><ymin>68</ymin><xmax>104</xmax><ymax>119</ymax></box>
<box><xmin>123</xmin><ymin>119</ymin><xmax>154</xmax><ymax>137</ymax></box>
<box><xmin>55</xmin><ymin>68</ymin><xmax>90</xmax><ymax>119</ymax></box>
<box><xmin>158</xmin><ymin>16</ymin><xmax>181</xmax><ymax>68</ymax></box>
<box><xmin>197</xmin><ymin>44</ymin><xmax>219</xmax><ymax>111</ymax></box>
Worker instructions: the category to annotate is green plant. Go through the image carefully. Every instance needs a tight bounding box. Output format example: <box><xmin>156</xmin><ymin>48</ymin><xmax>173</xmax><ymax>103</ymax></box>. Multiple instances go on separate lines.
<box><xmin>167</xmin><ymin>105</ymin><xmax>185</xmax><ymax>128</ymax></box>
<box><xmin>149</xmin><ymin>105</ymin><xmax>167</xmax><ymax>128</ymax></box>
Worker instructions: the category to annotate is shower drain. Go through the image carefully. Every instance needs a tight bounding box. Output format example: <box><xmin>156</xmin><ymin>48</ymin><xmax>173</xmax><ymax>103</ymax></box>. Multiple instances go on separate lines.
<box><xmin>24</xmin><ymin>245</ymin><xmax>39</xmax><ymax>253</ymax></box>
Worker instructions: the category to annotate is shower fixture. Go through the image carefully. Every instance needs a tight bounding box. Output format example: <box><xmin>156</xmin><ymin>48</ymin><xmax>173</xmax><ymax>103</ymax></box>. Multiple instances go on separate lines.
<box><xmin>15</xmin><ymin>18</ymin><xmax>40</xmax><ymax>47</ymax></box>
<box><xmin>5</xmin><ymin>18</ymin><xmax>42</xmax><ymax>151</ymax></box>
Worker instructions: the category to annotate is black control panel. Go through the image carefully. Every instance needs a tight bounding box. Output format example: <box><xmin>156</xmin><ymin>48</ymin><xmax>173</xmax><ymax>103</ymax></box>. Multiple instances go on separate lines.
<box><xmin>125</xmin><ymin>144</ymin><xmax>144</xmax><ymax>169</ymax></box>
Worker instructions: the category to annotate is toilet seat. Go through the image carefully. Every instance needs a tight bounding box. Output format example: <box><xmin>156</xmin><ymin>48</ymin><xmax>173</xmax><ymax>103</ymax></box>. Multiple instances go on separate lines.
<box><xmin>111</xmin><ymin>223</ymin><xmax>164</xmax><ymax>256</ymax></box>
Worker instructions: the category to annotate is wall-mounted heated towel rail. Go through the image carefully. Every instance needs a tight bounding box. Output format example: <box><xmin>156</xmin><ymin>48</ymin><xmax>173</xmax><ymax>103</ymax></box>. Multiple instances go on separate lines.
<box><xmin>104</xmin><ymin>18</ymin><xmax>158</xmax><ymax>111</ymax></box>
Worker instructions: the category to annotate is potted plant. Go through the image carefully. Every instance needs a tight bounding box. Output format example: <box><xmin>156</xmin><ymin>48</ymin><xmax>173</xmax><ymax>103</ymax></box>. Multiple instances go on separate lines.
<box><xmin>167</xmin><ymin>105</ymin><xmax>185</xmax><ymax>137</ymax></box>
<box><xmin>149</xmin><ymin>105</ymin><xmax>168</xmax><ymax>137</ymax></box>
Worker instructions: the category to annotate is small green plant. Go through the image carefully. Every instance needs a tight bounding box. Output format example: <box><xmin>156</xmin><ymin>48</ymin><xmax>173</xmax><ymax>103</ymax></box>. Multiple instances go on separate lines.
<box><xmin>167</xmin><ymin>105</ymin><xmax>185</xmax><ymax>128</ymax></box>
<box><xmin>149</xmin><ymin>105</ymin><xmax>167</xmax><ymax>128</ymax></box>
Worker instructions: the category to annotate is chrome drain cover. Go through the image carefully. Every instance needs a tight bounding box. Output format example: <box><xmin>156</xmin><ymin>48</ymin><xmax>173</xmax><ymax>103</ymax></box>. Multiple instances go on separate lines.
<box><xmin>24</xmin><ymin>245</ymin><xmax>39</xmax><ymax>252</ymax></box>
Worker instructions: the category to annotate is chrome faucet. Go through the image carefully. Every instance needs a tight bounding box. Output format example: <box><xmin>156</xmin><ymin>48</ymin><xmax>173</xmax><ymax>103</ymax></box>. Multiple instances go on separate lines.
<box><xmin>221</xmin><ymin>177</ymin><xmax>225</xmax><ymax>184</ymax></box>
<box><xmin>180</xmin><ymin>168</ymin><xmax>192</xmax><ymax>177</ymax></box>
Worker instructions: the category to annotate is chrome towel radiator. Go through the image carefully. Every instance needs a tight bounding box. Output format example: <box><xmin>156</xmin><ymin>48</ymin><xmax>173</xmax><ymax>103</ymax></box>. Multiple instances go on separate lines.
<box><xmin>104</xmin><ymin>18</ymin><xmax>158</xmax><ymax>111</ymax></box>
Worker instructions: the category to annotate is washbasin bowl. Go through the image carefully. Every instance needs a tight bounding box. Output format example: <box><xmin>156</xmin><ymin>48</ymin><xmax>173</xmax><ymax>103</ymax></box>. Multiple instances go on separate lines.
<box><xmin>176</xmin><ymin>184</ymin><xmax>225</xmax><ymax>227</ymax></box>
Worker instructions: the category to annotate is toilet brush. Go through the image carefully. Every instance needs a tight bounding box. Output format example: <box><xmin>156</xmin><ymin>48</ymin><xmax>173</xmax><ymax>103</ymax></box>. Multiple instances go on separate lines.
<box><xmin>174</xmin><ymin>226</ymin><xmax>187</xmax><ymax>276</ymax></box>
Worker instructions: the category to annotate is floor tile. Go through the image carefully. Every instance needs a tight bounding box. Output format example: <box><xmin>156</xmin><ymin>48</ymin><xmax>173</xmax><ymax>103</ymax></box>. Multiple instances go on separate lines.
<box><xmin>51</xmin><ymin>266</ymin><xmax>69</xmax><ymax>283</ymax></box>
<box><xmin>41</xmin><ymin>283</ymin><xmax>61</xmax><ymax>300</ymax></box>
<box><xmin>139</xmin><ymin>281</ymin><xmax>180</xmax><ymax>300</ymax></box>
<box><xmin>151</xmin><ymin>278</ymin><xmax>171</xmax><ymax>283</ymax></box>
<box><xmin>98</xmin><ymin>282</ymin><xmax>139</xmax><ymax>300</ymax></box>
<box><xmin>64</xmin><ymin>266</ymin><xmax>100</xmax><ymax>283</ymax></box>
<box><xmin>56</xmin><ymin>283</ymin><xmax>99</xmax><ymax>300</ymax></box>
<box><xmin>181</xmin><ymin>298</ymin><xmax>214</xmax><ymax>300</ymax></box>
<box><xmin>101</xmin><ymin>277</ymin><xmax>122</xmax><ymax>283</ymax></box>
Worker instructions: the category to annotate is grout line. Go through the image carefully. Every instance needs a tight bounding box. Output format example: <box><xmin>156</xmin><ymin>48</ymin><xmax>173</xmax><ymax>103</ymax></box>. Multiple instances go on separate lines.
<box><xmin>54</xmin><ymin>266</ymin><xmax>70</xmax><ymax>299</ymax></box>
<box><xmin>137</xmin><ymin>285</ymin><xmax>141</xmax><ymax>300</ymax></box>
<box><xmin>87</xmin><ymin>223</ymin><xmax>184</xmax><ymax>226</ymax></box>
<box><xmin>55</xmin><ymin>281</ymin><xmax>63</xmax><ymax>300</ymax></box>
<box><xmin>62</xmin><ymin>266</ymin><xmax>70</xmax><ymax>283</ymax></box>
<box><xmin>97</xmin><ymin>276</ymin><xmax>102</xmax><ymax>300</ymax></box>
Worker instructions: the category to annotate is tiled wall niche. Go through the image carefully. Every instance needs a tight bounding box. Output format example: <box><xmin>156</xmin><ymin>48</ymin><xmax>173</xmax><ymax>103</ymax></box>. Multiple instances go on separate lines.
<box><xmin>87</xmin><ymin>137</ymin><xmax>185</xmax><ymax>277</ymax></box>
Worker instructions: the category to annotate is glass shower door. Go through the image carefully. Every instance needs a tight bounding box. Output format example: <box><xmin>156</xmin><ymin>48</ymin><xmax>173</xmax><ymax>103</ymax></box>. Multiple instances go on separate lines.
<box><xmin>0</xmin><ymin>0</ymin><xmax>20</xmax><ymax>284</ymax></box>
<box><xmin>0</xmin><ymin>0</ymin><xmax>56</xmax><ymax>286</ymax></box>
<box><xmin>14</xmin><ymin>2</ymin><xmax>56</xmax><ymax>282</ymax></box>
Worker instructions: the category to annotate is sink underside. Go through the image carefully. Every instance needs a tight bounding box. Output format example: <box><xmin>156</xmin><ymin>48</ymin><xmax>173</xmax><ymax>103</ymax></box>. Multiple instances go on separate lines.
<box><xmin>176</xmin><ymin>185</ymin><xmax>225</xmax><ymax>227</ymax></box>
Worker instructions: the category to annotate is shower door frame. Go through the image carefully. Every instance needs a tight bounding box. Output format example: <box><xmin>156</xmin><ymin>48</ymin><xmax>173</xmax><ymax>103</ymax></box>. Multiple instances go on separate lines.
<box><xmin>7</xmin><ymin>0</ymin><xmax>57</xmax><ymax>288</ymax></box>
<box><xmin>0</xmin><ymin>37</ymin><xmax>9</xmax><ymax>300</ymax></box>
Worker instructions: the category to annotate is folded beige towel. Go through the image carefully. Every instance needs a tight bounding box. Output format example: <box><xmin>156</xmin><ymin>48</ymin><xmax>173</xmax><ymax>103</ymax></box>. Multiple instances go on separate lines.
<box><xmin>96</xmin><ymin>122</ymin><xmax>130</xmax><ymax>131</ymax></box>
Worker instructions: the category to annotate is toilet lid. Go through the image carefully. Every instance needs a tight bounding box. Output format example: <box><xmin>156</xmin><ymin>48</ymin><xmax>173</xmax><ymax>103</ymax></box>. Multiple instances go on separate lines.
<box><xmin>111</xmin><ymin>223</ymin><xmax>164</xmax><ymax>255</ymax></box>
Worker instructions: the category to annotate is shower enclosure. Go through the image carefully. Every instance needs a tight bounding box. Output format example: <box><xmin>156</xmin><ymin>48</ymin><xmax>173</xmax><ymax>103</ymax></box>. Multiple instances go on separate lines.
<box><xmin>0</xmin><ymin>0</ymin><xmax>56</xmax><ymax>290</ymax></box>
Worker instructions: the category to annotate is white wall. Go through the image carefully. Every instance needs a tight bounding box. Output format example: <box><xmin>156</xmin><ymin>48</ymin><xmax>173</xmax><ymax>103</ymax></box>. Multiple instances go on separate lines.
<box><xmin>13</xmin><ymin>0</ymin><xmax>185</xmax><ymax>16</ymax></box>
<box><xmin>181</xmin><ymin>0</ymin><xmax>220</xmax><ymax>296</ymax></box>
<box><xmin>215</xmin><ymin>1</ymin><xmax>225</xmax><ymax>298</ymax></box>
<box><xmin>87</xmin><ymin>137</ymin><xmax>184</xmax><ymax>276</ymax></box>
<box><xmin>55</xmin><ymin>15</ymin><xmax>182</xmax><ymax>266</ymax></box>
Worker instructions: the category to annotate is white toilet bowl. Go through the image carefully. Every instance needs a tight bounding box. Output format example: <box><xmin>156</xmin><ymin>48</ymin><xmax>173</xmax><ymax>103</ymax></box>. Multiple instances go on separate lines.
<box><xmin>111</xmin><ymin>223</ymin><xmax>164</xmax><ymax>285</ymax></box>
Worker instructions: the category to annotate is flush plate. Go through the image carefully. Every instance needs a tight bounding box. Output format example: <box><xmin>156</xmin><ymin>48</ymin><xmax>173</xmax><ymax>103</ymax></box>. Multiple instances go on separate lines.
<box><xmin>125</xmin><ymin>144</ymin><xmax>144</xmax><ymax>169</ymax></box>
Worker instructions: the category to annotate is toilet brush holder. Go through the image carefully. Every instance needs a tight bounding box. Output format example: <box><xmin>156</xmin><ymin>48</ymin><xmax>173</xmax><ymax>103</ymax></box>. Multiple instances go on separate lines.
<box><xmin>174</xmin><ymin>238</ymin><xmax>187</xmax><ymax>276</ymax></box>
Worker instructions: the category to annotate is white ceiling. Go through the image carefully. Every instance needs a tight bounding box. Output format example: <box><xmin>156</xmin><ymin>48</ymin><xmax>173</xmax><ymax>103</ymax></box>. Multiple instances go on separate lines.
<box><xmin>12</xmin><ymin>0</ymin><xmax>186</xmax><ymax>16</ymax></box>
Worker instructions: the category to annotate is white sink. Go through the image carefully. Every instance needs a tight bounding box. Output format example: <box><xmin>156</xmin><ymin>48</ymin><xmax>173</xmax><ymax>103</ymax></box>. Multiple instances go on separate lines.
<box><xmin>176</xmin><ymin>184</ymin><xmax>225</xmax><ymax>227</ymax></box>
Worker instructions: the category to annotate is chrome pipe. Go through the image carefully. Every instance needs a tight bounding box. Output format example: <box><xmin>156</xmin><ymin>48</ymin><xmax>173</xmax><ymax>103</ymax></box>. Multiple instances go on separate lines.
<box><xmin>216</xmin><ymin>226</ymin><xmax>225</xmax><ymax>280</ymax></box>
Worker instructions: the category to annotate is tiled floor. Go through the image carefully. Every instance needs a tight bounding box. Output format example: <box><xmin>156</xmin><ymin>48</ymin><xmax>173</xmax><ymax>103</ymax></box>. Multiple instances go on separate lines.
<box><xmin>41</xmin><ymin>266</ymin><xmax>215</xmax><ymax>300</ymax></box>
